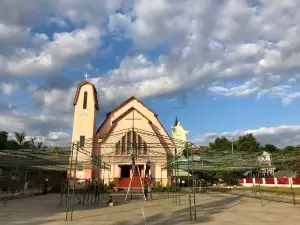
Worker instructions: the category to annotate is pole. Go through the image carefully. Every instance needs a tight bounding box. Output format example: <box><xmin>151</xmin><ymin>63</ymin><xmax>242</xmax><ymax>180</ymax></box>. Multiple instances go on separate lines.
<box><xmin>191</xmin><ymin>144</ymin><xmax>196</xmax><ymax>221</ymax></box>
<box><xmin>232</xmin><ymin>138</ymin><xmax>234</xmax><ymax>154</ymax></box>
<box><xmin>4</xmin><ymin>169</ymin><xmax>13</xmax><ymax>206</ymax></box>
<box><xmin>71</xmin><ymin>142</ymin><xmax>79</xmax><ymax>221</ymax></box>
<box><xmin>65</xmin><ymin>143</ymin><xmax>74</xmax><ymax>221</ymax></box>
<box><xmin>290</xmin><ymin>178</ymin><xmax>296</xmax><ymax>206</ymax></box>
<box><xmin>187</xmin><ymin>144</ymin><xmax>192</xmax><ymax>220</ymax></box>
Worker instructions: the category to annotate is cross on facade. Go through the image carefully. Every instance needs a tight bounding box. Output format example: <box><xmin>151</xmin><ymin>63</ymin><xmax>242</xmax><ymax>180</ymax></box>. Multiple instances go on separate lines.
<box><xmin>84</xmin><ymin>73</ymin><xmax>89</xmax><ymax>81</ymax></box>
<box><xmin>125</xmin><ymin>110</ymin><xmax>141</xmax><ymax>130</ymax></box>
<box><xmin>125</xmin><ymin>110</ymin><xmax>141</xmax><ymax>155</ymax></box>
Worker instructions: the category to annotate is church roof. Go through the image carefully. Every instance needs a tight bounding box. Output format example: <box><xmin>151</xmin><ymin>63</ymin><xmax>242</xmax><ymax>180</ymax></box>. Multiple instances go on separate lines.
<box><xmin>106</xmin><ymin>96</ymin><xmax>158</xmax><ymax>117</ymax></box>
<box><xmin>73</xmin><ymin>81</ymin><xmax>99</xmax><ymax>111</ymax></box>
<box><xmin>96</xmin><ymin>96</ymin><xmax>171</xmax><ymax>140</ymax></box>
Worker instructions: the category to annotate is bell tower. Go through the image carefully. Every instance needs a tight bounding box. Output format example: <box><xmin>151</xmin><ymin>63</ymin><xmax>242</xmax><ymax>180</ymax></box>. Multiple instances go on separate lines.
<box><xmin>71</xmin><ymin>77</ymin><xmax>99</xmax><ymax>178</ymax></box>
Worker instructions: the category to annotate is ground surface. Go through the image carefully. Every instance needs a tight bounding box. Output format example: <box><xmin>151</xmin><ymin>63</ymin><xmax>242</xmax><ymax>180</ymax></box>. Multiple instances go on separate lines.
<box><xmin>0</xmin><ymin>192</ymin><xmax>299</xmax><ymax>225</ymax></box>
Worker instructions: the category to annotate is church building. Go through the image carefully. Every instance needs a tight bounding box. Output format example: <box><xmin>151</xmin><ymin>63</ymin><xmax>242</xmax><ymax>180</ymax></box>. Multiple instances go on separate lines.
<box><xmin>71</xmin><ymin>80</ymin><xmax>189</xmax><ymax>188</ymax></box>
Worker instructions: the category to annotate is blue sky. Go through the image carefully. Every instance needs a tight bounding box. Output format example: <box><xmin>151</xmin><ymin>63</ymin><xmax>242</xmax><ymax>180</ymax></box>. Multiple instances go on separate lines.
<box><xmin>1</xmin><ymin>0</ymin><xmax>300</xmax><ymax>148</ymax></box>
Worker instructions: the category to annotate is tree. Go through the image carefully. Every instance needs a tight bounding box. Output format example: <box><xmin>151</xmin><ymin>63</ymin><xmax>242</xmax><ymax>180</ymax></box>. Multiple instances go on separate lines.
<box><xmin>263</xmin><ymin>144</ymin><xmax>278</xmax><ymax>153</ymax></box>
<box><xmin>283</xmin><ymin>146</ymin><xmax>295</xmax><ymax>152</ymax></box>
<box><xmin>14</xmin><ymin>132</ymin><xmax>26</xmax><ymax>147</ymax></box>
<box><xmin>6</xmin><ymin>140</ymin><xmax>19</xmax><ymax>150</ymax></box>
<box><xmin>22</xmin><ymin>141</ymin><xmax>30</xmax><ymax>149</ymax></box>
<box><xmin>0</xmin><ymin>131</ymin><xmax>8</xmax><ymax>149</ymax></box>
<box><xmin>209</xmin><ymin>136</ymin><xmax>233</xmax><ymax>151</ymax></box>
<box><xmin>280</xmin><ymin>146</ymin><xmax>300</xmax><ymax>176</ymax></box>
<box><xmin>236</xmin><ymin>133</ymin><xmax>261</xmax><ymax>153</ymax></box>
<box><xmin>29</xmin><ymin>137</ymin><xmax>37</xmax><ymax>149</ymax></box>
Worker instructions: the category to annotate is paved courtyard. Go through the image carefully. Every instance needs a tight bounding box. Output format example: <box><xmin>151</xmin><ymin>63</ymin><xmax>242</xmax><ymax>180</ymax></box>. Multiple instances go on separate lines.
<box><xmin>0</xmin><ymin>193</ymin><xmax>299</xmax><ymax>225</ymax></box>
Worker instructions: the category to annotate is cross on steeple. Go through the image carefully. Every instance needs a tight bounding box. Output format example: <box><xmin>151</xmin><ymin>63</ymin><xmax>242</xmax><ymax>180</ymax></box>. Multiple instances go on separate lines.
<box><xmin>84</xmin><ymin>73</ymin><xmax>89</xmax><ymax>81</ymax></box>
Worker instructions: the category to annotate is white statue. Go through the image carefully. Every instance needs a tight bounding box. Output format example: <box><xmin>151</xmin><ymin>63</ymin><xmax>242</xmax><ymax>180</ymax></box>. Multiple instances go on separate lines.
<box><xmin>171</xmin><ymin>117</ymin><xmax>190</xmax><ymax>152</ymax></box>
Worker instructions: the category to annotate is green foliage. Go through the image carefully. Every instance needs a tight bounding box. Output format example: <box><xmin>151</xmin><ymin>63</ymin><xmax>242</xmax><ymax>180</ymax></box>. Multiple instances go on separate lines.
<box><xmin>263</xmin><ymin>144</ymin><xmax>279</xmax><ymax>153</ymax></box>
<box><xmin>22</xmin><ymin>141</ymin><xmax>31</xmax><ymax>149</ymax></box>
<box><xmin>14</xmin><ymin>131</ymin><xmax>26</xmax><ymax>146</ymax></box>
<box><xmin>208</xmin><ymin>136</ymin><xmax>233</xmax><ymax>151</ymax></box>
<box><xmin>276</xmin><ymin>145</ymin><xmax>300</xmax><ymax>176</ymax></box>
<box><xmin>0</xmin><ymin>131</ymin><xmax>8</xmax><ymax>149</ymax></box>
<box><xmin>236</xmin><ymin>133</ymin><xmax>261</xmax><ymax>153</ymax></box>
<box><xmin>6</xmin><ymin>139</ymin><xmax>19</xmax><ymax>150</ymax></box>
<box><xmin>283</xmin><ymin>146</ymin><xmax>295</xmax><ymax>152</ymax></box>
<box><xmin>0</xmin><ymin>130</ymin><xmax>49</xmax><ymax>150</ymax></box>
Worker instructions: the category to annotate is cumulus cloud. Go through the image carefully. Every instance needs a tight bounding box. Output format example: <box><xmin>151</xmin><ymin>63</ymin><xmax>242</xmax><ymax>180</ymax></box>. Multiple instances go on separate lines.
<box><xmin>1</xmin><ymin>0</ymin><xmax>300</xmax><ymax>145</ymax></box>
<box><xmin>191</xmin><ymin>125</ymin><xmax>300</xmax><ymax>148</ymax></box>
<box><xmin>107</xmin><ymin>0</ymin><xmax>300</xmax><ymax>104</ymax></box>
<box><xmin>0</xmin><ymin>107</ymin><xmax>72</xmax><ymax>136</ymax></box>
<box><xmin>1</xmin><ymin>26</ymin><xmax>101</xmax><ymax>77</ymax></box>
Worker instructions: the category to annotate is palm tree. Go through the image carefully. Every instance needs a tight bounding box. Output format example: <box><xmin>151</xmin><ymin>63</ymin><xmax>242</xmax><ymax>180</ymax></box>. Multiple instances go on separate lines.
<box><xmin>14</xmin><ymin>132</ymin><xmax>26</xmax><ymax>147</ymax></box>
<box><xmin>29</xmin><ymin>137</ymin><xmax>37</xmax><ymax>148</ymax></box>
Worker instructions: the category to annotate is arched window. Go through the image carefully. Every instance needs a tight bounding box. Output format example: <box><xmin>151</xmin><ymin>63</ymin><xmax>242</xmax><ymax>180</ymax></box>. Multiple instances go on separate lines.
<box><xmin>121</xmin><ymin>135</ymin><xmax>126</xmax><ymax>154</ymax></box>
<box><xmin>143</xmin><ymin>141</ymin><xmax>147</xmax><ymax>155</ymax></box>
<box><xmin>127</xmin><ymin>131</ymin><xmax>131</xmax><ymax>154</ymax></box>
<box><xmin>116</xmin><ymin>141</ymin><xmax>120</xmax><ymax>154</ymax></box>
<box><xmin>117</xmin><ymin>132</ymin><xmax>147</xmax><ymax>155</ymax></box>
<box><xmin>83</xmin><ymin>91</ymin><xmax>88</xmax><ymax>109</ymax></box>
<box><xmin>138</xmin><ymin>135</ymin><xmax>142</xmax><ymax>155</ymax></box>
<box><xmin>132</xmin><ymin>131</ymin><xmax>137</xmax><ymax>150</ymax></box>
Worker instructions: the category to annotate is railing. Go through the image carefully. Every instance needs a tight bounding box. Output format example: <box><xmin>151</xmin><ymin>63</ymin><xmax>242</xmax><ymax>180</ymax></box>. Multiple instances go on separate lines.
<box><xmin>239</xmin><ymin>177</ymin><xmax>300</xmax><ymax>186</ymax></box>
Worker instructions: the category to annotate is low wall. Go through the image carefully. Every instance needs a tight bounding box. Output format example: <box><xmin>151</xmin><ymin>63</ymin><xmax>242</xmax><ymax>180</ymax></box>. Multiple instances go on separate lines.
<box><xmin>239</xmin><ymin>177</ymin><xmax>300</xmax><ymax>187</ymax></box>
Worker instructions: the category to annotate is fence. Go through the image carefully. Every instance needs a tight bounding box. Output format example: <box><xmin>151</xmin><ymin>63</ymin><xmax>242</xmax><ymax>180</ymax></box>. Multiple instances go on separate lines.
<box><xmin>239</xmin><ymin>177</ymin><xmax>300</xmax><ymax>187</ymax></box>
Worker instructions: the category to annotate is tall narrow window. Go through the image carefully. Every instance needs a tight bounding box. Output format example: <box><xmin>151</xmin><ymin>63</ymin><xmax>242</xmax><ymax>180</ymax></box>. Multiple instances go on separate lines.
<box><xmin>121</xmin><ymin>135</ymin><xmax>125</xmax><ymax>154</ymax></box>
<box><xmin>132</xmin><ymin>131</ymin><xmax>137</xmax><ymax>152</ymax></box>
<box><xmin>116</xmin><ymin>141</ymin><xmax>120</xmax><ymax>154</ymax></box>
<box><xmin>83</xmin><ymin>91</ymin><xmax>88</xmax><ymax>109</ymax></box>
<box><xmin>80</xmin><ymin>136</ymin><xmax>85</xmax><ymax>147</ymax></box>
<box><xmin>137</xmin><ymin>135</ymin><xmax>143</xmax><ymax>155</ymax></box>
<box><xmin>143</xmin><ymin>141</ymin><xmax>147</xmax><ymax>155</ymax></box>
<box><xmin>138</xmin><ymin>135</ymin><xmax>142</xmax><ymax>155</ymax></box>
<box><xmin>127</xmin><ymin>131</ymin><xmax>131</xmax><ymax>154</ymax></box>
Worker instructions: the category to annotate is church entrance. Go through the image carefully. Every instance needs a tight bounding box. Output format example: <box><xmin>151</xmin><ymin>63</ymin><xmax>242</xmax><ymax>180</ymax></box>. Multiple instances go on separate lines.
<box><xmin>120</xmin><ymin>165</ymin><xmax>130</xmax><ymax>178</ymax></box>
<box><xmin>118</xmin><ymin>165</ymin><xmax>144</xmax><ymax>189</ymax></box>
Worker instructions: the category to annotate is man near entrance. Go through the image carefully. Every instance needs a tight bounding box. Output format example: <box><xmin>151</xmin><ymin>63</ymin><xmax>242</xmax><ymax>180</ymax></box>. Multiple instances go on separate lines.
<box><xmin>143</xmin><ymin>181</ymin><xmax>149</xmax><ymax>201</ymax></box>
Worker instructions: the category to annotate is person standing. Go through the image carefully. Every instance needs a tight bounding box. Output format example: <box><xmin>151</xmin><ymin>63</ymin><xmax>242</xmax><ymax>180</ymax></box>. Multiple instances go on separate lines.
<box><xmin>143</xmin><ymin>182</ymin><xmax>149</xmax><ymax>201</ymax></box>
<box><xmin>43</xmin><ymin>177</ymin><xmax>49</xmax><ymax>195</ymax></box>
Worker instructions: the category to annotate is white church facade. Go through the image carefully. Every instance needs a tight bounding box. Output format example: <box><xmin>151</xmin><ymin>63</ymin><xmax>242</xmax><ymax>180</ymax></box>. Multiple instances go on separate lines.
<box><xmin>71</xmin><ymin>80</ymin><xmax>190</xmax><ymax>188</ymax></box>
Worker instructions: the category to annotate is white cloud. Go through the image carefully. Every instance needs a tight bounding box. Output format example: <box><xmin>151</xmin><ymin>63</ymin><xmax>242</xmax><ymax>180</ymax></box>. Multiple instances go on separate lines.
<box><xmin>0</xmin><ymin>23</ymin><xmax>29</xmax><ymax>42</ymax></box>
<box><xmin>2</xmin><ymin>26</ymin><xmax>101</xmax><ymax>77</ymax></box>
<box><xmin>107</xmin><ymin>0</ymin><xmax>300</xmax><ymax>104</ymax></box>
<box><xmin>1</xmin><ymin>0</ymin><xmax>300</xmax><ymax>145</ymax></box>
<box><xmin>0</xmin><ymin>110</ymin><xmax>72</xmax><ymax>135</ymax></box>
<box><xmin>48</xmin><ymin>17</ymin><xmax>68</xmax><ymax>28</ymax></box>
<box><xmin>191</xmin><ymin>125</ymin><xmax>300</xmax><ymax>148</ymax></box>
<box><xmin>1</xmin><ymin>82</ymin><xmax>18</xmax><ymax>95</ymax></box>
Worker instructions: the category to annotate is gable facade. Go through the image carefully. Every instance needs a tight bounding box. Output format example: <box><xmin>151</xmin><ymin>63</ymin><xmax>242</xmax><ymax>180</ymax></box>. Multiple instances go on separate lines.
<box><xmin>96</xmin><ymin>97</ymin><xmax>175</xmax><ymax>185</ymax></box>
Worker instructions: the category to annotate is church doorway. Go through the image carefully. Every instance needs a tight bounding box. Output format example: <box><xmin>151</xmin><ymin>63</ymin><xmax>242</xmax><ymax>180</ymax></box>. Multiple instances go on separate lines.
<box><xmin>118</xmin><ymin>165</ymin><xmax>144</xmax><ymax>188</ymax></box>
<box><xmin>120</xmin><ymin>165</ymin><xmax>130</xmax><ymax>178</ymax></box>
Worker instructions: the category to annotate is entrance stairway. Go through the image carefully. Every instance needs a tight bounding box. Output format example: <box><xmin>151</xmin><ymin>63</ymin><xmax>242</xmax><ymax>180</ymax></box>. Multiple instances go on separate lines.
<box><xmin>117</xmin><ymin>176</ymin><xmax>143</xmax><ymax>189</ymax></box>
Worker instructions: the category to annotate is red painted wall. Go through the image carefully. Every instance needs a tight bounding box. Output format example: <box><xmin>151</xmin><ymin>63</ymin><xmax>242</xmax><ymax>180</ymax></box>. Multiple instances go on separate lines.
<box><xmin>265</xmin><ymin>178</ymin><xmax>275</xmax><ymax>184</ymax></box>
<box><xmin>292</xmin><ymin>178</ymin><xmax>300</xmax><ymax>184</ymax></box>
<box><xmin>277</xmin><ymin>177</ymin><xmax>289</xmax><ymax>185</ymax></box>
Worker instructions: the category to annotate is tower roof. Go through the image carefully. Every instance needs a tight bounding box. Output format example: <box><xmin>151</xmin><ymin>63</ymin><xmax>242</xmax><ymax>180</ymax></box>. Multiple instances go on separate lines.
<box><xmin>73</xmin><ymin>81</ymin><xmax>99</xmax><ymax>111</ymax></box>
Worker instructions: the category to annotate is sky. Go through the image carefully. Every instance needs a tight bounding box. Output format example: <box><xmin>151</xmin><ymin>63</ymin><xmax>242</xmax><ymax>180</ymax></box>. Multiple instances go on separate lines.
<box><xmin>1</xmin><ymin>0</ymin><xmax>300</xmax><ymax>148</ymax></box>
